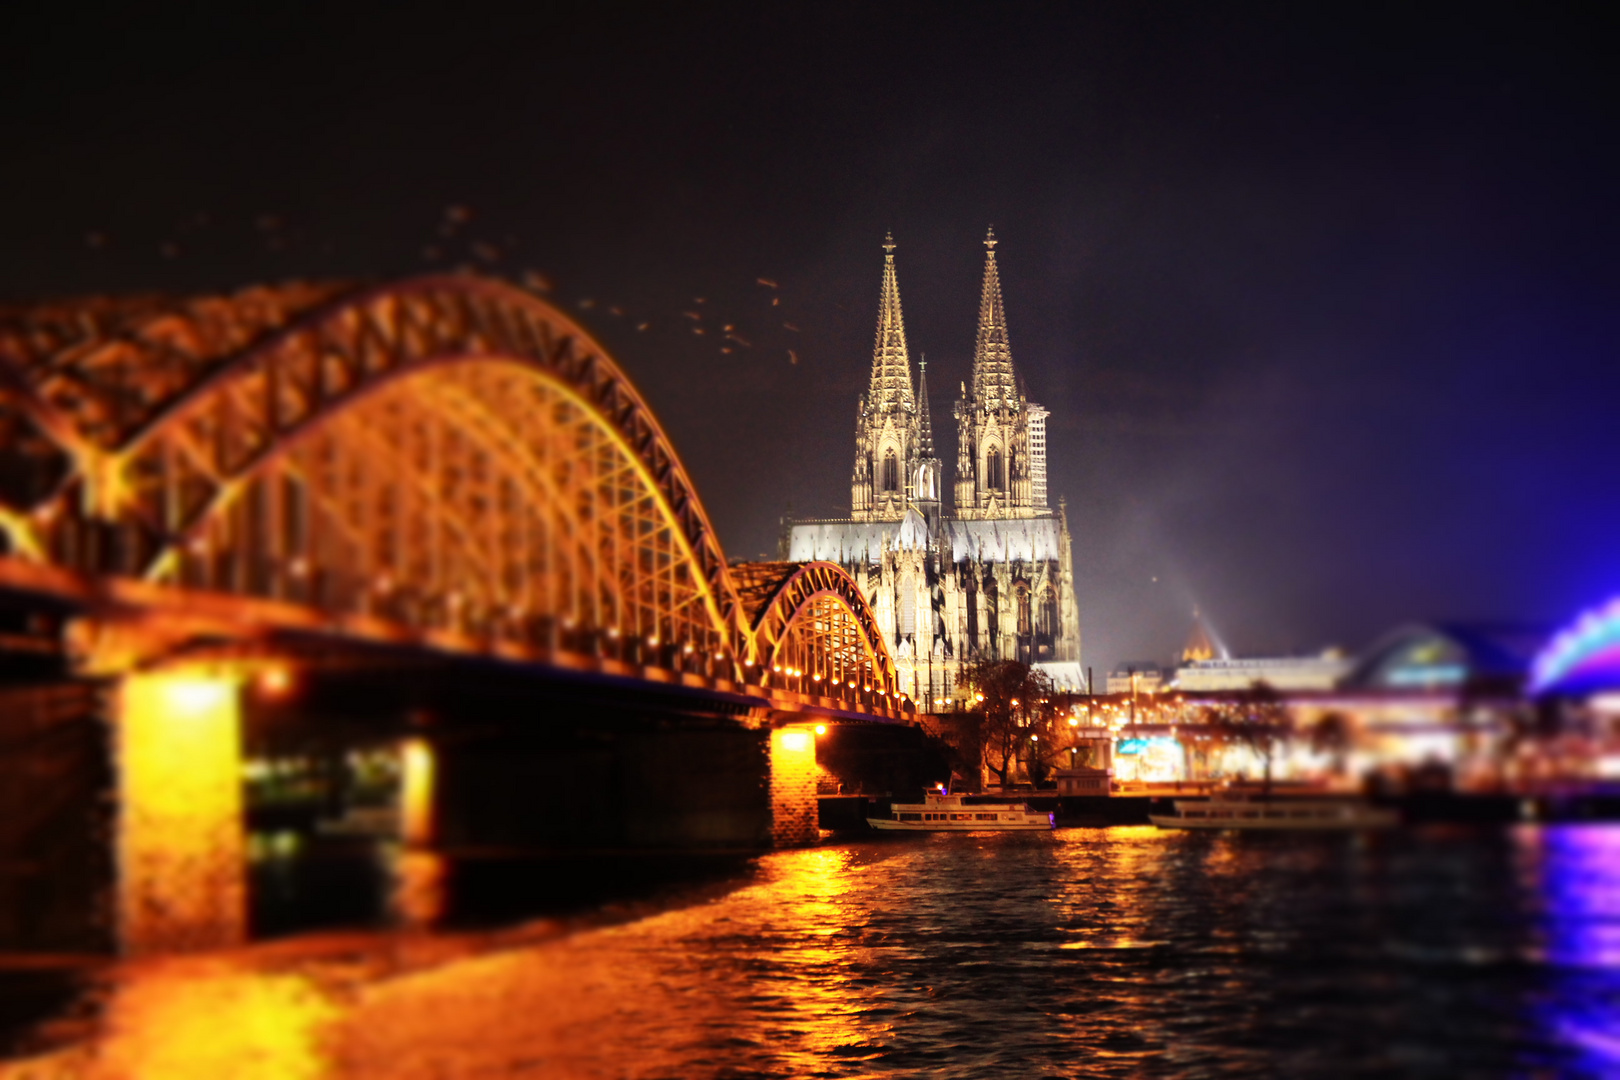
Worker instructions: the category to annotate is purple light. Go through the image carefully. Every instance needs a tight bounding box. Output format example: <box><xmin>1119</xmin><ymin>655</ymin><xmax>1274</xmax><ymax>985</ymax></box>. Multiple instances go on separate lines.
<box><xmin>1532</xmin><ymin>596</ymin><xmax>1620</xmax><ymax>694</ymax></box>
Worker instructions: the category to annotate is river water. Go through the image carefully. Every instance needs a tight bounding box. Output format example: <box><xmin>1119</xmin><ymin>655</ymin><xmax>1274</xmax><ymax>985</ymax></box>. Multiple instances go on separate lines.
<box><xmin>4</xmin><ymin>824</ymin><xmax>1619</xmax><ymax>1078</ymax></box>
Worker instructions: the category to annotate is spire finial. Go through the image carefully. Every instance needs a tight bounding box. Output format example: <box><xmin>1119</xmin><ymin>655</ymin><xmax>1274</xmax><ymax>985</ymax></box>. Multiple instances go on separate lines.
<box><xmin>919</xmin><ymin>353</ymin><xmax>926</xmax><ymax>373</ymax></box>
<box><xmin>985</xmin><ymin>225</ymin><xmax>997</xmax><ymax>251</ymax></box>
<box><xmin>883</xmin><ymin>231</ymin><xmax>896</xmax><ymax>255</ymax></box>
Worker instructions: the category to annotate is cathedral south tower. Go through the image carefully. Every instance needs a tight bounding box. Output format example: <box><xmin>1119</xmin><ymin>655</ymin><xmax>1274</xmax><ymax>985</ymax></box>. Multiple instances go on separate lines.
<box><xmin>954</xmin><ymin>227</ymin><xmax>1046</xmax><ymax>519</ymax></box>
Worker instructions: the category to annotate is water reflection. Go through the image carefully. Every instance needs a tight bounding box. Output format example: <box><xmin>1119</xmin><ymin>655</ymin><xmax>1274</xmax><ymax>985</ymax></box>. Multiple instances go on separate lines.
<box><xmin>43</xmin><ymin>961</ymin><xmax>335</xmax><ymax>1079</ymax></box>
<box><xmin>387</xmin><ymin>849</ymin><xmax>447</xmax><ymax>930</ymax></box>
<box><xmin>1</xmin><ymin>829</ymin><xmax>1608</xmax><ymax>1077</ymax></box>
<box><xmin>1518</xmin><ymin>825</ymin><xmax>1620</xmax><ymax>1074</ymax></box>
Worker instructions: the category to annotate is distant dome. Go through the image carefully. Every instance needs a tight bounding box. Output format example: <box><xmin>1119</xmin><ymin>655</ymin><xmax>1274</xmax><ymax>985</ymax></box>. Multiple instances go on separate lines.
<box><xmin>1182</xmin><ymin>610</ymin><xmax>1216</xmax><ymax>663</ymax></box>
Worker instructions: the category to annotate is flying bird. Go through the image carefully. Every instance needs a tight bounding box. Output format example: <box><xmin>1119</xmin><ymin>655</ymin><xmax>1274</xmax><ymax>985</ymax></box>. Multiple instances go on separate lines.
<box><xmin>756</xmin><ymin>277</ymin><xmax>778</xmax><ymax>289</ymax></box>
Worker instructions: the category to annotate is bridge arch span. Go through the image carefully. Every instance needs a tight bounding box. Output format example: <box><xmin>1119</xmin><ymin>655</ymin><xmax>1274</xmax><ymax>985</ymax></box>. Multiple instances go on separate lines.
<box><xmin>733</xmin><ymin>560</ymin><xmax>903</xmax><ymax>708</ymax></box>
<box><xmin>0</xmin><ymin>276</ymin><xmax>741</xmax><ymax>671</ymax></box>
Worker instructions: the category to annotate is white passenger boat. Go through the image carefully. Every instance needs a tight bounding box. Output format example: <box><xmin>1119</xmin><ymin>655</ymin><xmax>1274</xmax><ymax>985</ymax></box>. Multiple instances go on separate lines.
<box><xmin>1149</xmin><ymin>793</ymin><xmax>1398</xmax><ymax>830</ymax></box>
<box><xmin>867</xmin><ymin>790</ymin><xmax>1054</xmax><ymax>831</ymax></box>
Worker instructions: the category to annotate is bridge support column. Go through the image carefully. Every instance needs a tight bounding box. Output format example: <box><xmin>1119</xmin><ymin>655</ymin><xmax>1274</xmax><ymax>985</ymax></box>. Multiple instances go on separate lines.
<box><xmin>112</xmin><ymin>671</ymin><xmax>247</xmax><ymax>955</ymax></box>
<box><xmin>769</xmin><ymin>725</ymin><xmax>819</xmax><ymax>847</ymax></box>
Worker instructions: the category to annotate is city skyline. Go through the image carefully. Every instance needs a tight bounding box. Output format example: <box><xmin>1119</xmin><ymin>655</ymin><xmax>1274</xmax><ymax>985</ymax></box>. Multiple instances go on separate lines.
<box><xmin>2</xmin><ymin>4</ymin><xmax>1615</xmax><ymax>673</ymax></box>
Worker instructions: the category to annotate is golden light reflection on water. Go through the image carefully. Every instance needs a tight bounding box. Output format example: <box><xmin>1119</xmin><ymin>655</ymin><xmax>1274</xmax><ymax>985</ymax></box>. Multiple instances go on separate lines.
<box><xmin>741</xmin><ymin>847</ymin><xmax>875</xmax><ymax>1069</ymax></box>
<box><xmin>9</xmin><ymin>961</ymin><xmax>339</xmax><ymax>1080</ymax></box>
<box><xmin>0</xmin><ymin>844</ymin><xmax>898</xmax><ymax>1079</ymax></box>
<box><xmin>1</xmin><ymin>830</ymin><xmax>1404</xmax><ymax>1078</ymax></box>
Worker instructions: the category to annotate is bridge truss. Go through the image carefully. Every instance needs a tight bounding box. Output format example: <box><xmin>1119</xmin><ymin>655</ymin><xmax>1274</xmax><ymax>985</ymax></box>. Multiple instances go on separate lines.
<box><xmin>0</xmin><ymin>276</ymin><xmax>908</xmax><ymax>716</ymax></box>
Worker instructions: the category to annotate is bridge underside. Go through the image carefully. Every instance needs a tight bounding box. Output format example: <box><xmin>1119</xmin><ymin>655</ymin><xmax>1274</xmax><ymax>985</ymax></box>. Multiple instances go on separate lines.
<box><xmin>0</xmin><ymin>276</ymin><xmax>922</xmax><ymax>954</ymax></box>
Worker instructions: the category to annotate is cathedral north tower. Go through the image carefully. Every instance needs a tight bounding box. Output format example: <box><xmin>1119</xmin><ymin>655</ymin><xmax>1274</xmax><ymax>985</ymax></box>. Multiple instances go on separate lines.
<box><xmin>850</xmin><ymin>233</ymin><xmax>927</xmax><ymax>522</ymax></box>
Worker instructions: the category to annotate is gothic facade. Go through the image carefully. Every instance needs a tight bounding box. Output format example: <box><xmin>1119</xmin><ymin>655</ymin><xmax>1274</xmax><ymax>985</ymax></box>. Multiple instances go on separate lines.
<box><xmin>784</xmin><ymin>230</ymin><xmax>1083</xmax><ymax>706</ymax></box>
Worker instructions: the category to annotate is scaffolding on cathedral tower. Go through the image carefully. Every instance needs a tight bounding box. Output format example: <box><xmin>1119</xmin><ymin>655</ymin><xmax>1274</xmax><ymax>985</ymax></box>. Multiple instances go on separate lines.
<box><xmin>783</xmin><ymin>230</ymin><xmax>1083</xmax><ymax>707</ymax></box>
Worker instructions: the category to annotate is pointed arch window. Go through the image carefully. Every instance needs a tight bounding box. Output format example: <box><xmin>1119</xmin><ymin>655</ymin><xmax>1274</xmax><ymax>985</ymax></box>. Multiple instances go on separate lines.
<box><xmin>882</xmin><ymin>449</ymin><xmax>899</xmax><ymax>493</ymax></box>
<box><xmin>965</xmin><ymin>576</ymin><xmax>979</xmax><ymax>648</ymax></box>
<box><xmin>1016</xmin><ymin>583</ymin><xmax>1032</xmax><ymax>636</ymax></box>
<box><xmin>900</xmin><ymin>582</ymin><xmax>916</xmax><ymax>637</ymax></box>
<box><xmin>986</xmin><ymin>447</ymin><xmax>1003</xmax><ymax>490</ymax></box>
<box><xmin>1038</xmin><ymin>585</ymin><xmax>1059</xmax><ymax>639</ymax></box>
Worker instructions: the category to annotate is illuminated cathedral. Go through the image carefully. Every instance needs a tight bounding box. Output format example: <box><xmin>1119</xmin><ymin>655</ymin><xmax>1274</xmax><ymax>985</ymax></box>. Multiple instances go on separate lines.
<box><xmin>784</xmin><ymin>230</ymin><xmax>1083</xmax><ymax>705</ymax></box>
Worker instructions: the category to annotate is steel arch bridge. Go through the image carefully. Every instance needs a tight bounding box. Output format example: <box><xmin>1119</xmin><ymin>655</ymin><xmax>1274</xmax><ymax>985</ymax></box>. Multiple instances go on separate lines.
<box><xmin>0</xmin><ymin>275</ymin><xmax>909</xmax><ymax>719</ymax></box>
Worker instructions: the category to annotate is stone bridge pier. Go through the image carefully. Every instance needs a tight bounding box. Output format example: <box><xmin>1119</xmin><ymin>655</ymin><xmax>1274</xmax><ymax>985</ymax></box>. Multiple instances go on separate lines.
<box><xmin>768</xmin><ymin>721</ymin><xmax>821</xmax><ymax>847</ymax></box>
<box><xmin>111</xmin><ymin>670</ymin><xmax>249</xmax><ymax>956</ymax></box>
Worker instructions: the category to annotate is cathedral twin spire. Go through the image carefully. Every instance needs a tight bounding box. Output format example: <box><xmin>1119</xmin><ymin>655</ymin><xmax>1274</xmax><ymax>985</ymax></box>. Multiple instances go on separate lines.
<box><xmin>853</xmin><ymin>228</ymin><xmax>1039</xmax><ymax>522</ymax></box>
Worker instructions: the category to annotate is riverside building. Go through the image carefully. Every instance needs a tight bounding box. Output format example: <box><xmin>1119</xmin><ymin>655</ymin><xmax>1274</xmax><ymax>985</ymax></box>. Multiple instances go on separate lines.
<box><xmin>784</xmin><ymin>231</ymin><xmax>1083</xmax><ymax>705</ymax></box>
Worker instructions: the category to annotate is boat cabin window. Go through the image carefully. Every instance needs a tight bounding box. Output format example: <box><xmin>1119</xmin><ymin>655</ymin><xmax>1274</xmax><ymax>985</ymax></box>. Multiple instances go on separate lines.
<box><xmin>1186</xmin><ymin>810</ymin><xmax>1206</xmax><ymax>818</ymax></box>
<box><xmin>900</xmin><ymin>813</ymin><xmax>921</xmax><ymax>821</ymax></box>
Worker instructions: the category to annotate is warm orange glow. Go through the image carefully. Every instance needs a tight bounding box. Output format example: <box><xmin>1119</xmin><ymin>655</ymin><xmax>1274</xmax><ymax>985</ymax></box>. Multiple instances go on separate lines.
<box><xmin>400</xmin><ymin>737</ymin><xmax>436</xmax><ymax>847</ymax></box>
<box><xmin>116</xmin><ymin>672</ymin><xmax>246</xmax><ymax>955</ymax></box>
<box><xmin>391</xmin><ymin>849</ymin><xmax>447</xmax><ymax>928</ymax></box>
<box><xmin>814</xmin><ymin>724</ymin><xmax>827</xmax><ymax>736</ymax></box>
<box><xmin>257</xmin><ymin>665</ymin><xmax>293</xmax><ymax>695</ymax></box>
<box><xmin>770</xmin><ymin>726</ymin><xmax>818</xmax><ymax>845</ymax></box>
<box><xmin>93</xmin><ymin>962</ymin><xmax>336</xmax><ymax>1078</ymax></box>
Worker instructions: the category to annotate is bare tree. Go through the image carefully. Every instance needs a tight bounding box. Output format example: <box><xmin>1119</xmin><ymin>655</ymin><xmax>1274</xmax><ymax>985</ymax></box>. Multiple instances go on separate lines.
<box><xmin>1205</xmin><ymin>681</ymin><xmax>1294</xmax><ymax>795</ymax></box>
<box><xmin>957</xmin><ymin>659</ymin><xmax>1057</xmax><ymax>788</ymax></box>
<box><xmin>1308</xmin><ymin>711</ymin><xmax>1354</xmax><ymax>779</ymax></box>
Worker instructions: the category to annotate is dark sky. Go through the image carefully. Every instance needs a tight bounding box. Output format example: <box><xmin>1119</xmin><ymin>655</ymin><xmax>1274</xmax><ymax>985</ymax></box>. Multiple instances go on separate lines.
<box><xmin>3</xmin><ymin>3</ymin><xmax>1617</xmax><ymax>673</ymax></box>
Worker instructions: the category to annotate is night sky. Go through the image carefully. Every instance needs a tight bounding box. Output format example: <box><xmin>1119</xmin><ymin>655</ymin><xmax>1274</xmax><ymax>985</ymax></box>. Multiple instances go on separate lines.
<box><xmin>3</xmin><ymin>3</ymin><xmax>1616</xmax><ymax>673</ymax></box>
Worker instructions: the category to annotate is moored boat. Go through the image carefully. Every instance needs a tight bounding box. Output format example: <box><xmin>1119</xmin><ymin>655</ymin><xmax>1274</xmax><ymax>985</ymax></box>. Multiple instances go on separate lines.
<box><xmin>1150</xmin><ymin>793</ymin><xmax>1398</xmax><ymax>830</ymax></box>
<box><xmin>867</xmin><ymin>790</ymin><xmax>1054</xmax><ymax>831</ymax></box>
